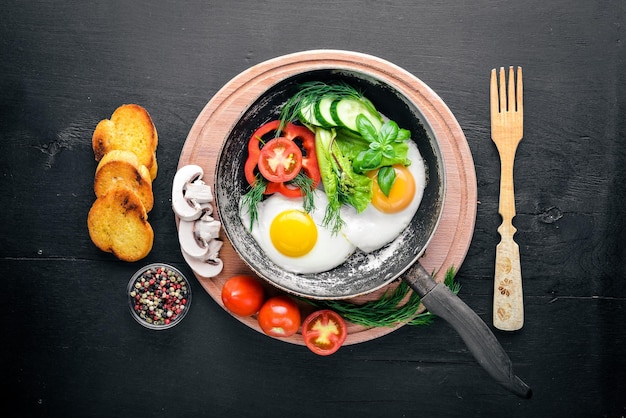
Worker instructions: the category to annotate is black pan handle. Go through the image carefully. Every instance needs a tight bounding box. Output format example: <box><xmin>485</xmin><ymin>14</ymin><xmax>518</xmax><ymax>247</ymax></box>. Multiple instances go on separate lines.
<box><xmin>404</xmin><ymin>263</ymin><xmax>532</xmax><ymax>399</ymax></box>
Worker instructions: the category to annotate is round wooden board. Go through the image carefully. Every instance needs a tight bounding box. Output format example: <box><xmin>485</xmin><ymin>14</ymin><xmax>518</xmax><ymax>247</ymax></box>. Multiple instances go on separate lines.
<box><xmin>177</xmin><ymin>50</ymin><xmax>477</xmax><ymax>345</ymax></box>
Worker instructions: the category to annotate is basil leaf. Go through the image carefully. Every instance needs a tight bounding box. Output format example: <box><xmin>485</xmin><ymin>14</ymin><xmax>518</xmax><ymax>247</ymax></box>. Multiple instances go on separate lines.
<box><xmin>356</xmin><ymin>114</ymin><xmax>378</xmax><ymax>143</ymax></box>
<box><xmin>395</xmin><ymin>128</ymin><xmax>411</xmax><ymax>142</ymax></box>
<box><xmin>382</xmin><ymin>143</ymin><xmax>395</xmax><ymax>158</ymax></box>
<box><xmin>355</xmin><ymin>149</ymin><xmax>383</xmax><ymax>172</ymax></box>
<box><xmin>379</xmin><ymin>120</ymin><xmax>399</xmax><ymax>144</ymax></box>
<box><xmin>377</xmin><ymin>166</ymin><xmax>396</xmax><ymax>197</ymax></box>
<box><xmin>369</xmin><ymin>141</ymin><xmax>381</xmax><ymax>151</ymax></box>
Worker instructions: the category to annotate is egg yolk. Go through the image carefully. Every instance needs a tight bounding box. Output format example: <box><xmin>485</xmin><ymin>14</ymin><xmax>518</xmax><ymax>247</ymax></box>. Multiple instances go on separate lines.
<box><xmin>270</xmin><ymin>209</ymin><xmax>318</xmax><ymax>257</ymax></box>
<box><xmin>368</xmin><ymin>165</ymin><xmax>416</xmax><ymax>213</ymax></box>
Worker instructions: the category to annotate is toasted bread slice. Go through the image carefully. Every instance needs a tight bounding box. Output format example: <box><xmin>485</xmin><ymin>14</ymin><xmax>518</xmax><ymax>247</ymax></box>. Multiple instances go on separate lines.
<box><xmin>94</xmin><ymin>150</ymin><xmax>154</xmax><ymax>212</ymax></box>
<box><xmin>92</xmin><ymin>104</ymin><xmax>158</xmax><ymax>179</ymax></box>
<box><xmin>148</xmin><ymin>151</ymin><xmax>158</xmax><ymax>180</ymax></box>
<box><xmin>88</xmin><ymin>188</ymin><xmax>154</xmax><ymax>262</ymax></box>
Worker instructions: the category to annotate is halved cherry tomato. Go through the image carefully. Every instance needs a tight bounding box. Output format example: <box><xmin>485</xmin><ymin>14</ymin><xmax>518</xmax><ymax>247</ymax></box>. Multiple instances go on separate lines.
<box><xmin>244</xmin><ymin>120</ymin><xmax>320</xmax><ymax>197</ymax></box>
<box><xmin>301</xmin><ymin>310</ymin><xmax>347</xmax><ymax>356</ymax></box>
<box><xmin>258</xmin><ymin>137</ymin><xmax>302</xmax><ymax>182</ymax></box>
<box><xmin>221</xmin><ymin>275</ymin><xmax>265</xmax><ymax>317</ymax></box>
<box><xmin>257</xmin><ymin>295</ymin><xmax>301</xmax><ymax>338</ymax></box>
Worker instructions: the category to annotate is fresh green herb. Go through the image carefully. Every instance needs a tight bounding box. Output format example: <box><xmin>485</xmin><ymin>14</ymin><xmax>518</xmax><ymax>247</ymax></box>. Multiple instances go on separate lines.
<box><xmin>241</xmin><ymin>172</ymin><xmax>316</xmax><ymax>231</ymax></box>
<box><xmin>377</xmin><ymin>166</ymin><xmax>396</xmax><ymax>197</ymax></box>
<box><xmin>241</xmin><ymin>174</ymin><xmax>267</xmax><ymax>230</ymax></box>
<box><xmin>353</xmin><ymin>116</ymin><xmax>411</xmax><ymax>173</ymax></box>
<box><xmin>334</xmin><ymin>129</ymin><xmax>410</xmax><ymax>171</ymax></box>
<box><xmin>278</xmin><ymin>81</ymin><xmax>365</xmax><ymax>131</ymax></box>
<box><xmin>443</xmin><ymin>266</ymin><xmax>462</xmax><ymax>295</ymax></box>
<box><xmin>290</xmin><ymin>171</ymin><xmax>315</xmax><ymax>213</ymax></box>
<box><xmin>304</xmin><ymin>266</ymin><xmax>460</xmax><ymax>328</ymax></box>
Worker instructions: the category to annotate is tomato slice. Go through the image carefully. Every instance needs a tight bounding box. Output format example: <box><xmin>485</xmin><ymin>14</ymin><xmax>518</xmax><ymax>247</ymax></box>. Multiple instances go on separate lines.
<box><xmin>257</xmin><ymin>296</ymin><xmax>301</xmax><ymax>338</ymax></box>
<box><xmin>244</xmin><ymin>120</ymin><xmax>320</xmax><ymax>198</ymax></box>
<box><xmin>258</xmin><ymin>137</ymin><xmax>302</xmax><ymax>183</ymax></box>
<box><xmin>301</xmin><ymin>310</ymin><xmax>347</xmax><ymax>356</ymax></box>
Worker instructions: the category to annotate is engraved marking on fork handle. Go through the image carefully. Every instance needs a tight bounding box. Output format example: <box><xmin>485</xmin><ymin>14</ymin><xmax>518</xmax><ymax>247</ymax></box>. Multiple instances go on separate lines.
<box><xmin>494</xmin><ymin>237</ymin><xmax>524</xmax><ymax>330</ymax></box>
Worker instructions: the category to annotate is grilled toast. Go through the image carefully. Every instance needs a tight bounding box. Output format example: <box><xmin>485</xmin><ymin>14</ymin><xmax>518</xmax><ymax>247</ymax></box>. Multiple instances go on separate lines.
<box><xmin>87</xmin><ymin>187</ymin><xmax>154</xmax><ymax>262</ymax></box>
<box><xmin>94</xmin><ymin>149</ymin><xmax>153</xmax><ymax>212</ymax></box>
<box><xmin>92</xmin><ymin>104</ymin><xmax>158</xmax><ymax>180</ymax></box>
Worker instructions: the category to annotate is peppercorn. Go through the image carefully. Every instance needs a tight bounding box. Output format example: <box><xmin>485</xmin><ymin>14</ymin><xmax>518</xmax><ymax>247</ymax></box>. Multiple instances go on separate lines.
<box><xmin>128</xmin><ymin>264</ymin><xmax>191</xmax><ymax>329</ymax></box>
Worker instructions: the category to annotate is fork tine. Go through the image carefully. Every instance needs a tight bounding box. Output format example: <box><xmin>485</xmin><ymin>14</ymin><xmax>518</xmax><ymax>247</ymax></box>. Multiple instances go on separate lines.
<box><xmin>498</xmin><ymin>67</ymin><xmax>506</xmax><ymax>112</ymax></box>
<box><xmin>490</xmin><ymin>68</ymin><xmax>498</xmax><ymax>117</ymax></box>
<box><xmin>516</xmin><ymin>66</ymin><xmax>523</xmax><ymax>116</ymax></box>
<box><xmin>507</xmin><ymin>66</ymin><xmax>516</xmax><ymax>112</ymax></box>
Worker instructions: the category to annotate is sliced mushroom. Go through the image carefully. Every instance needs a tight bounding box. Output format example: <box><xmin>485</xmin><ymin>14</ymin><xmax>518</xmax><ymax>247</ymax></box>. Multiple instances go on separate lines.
<box><xmin>178</xmin><ymin>220</ymin><xmax>211</xmax><ymax>260</ymax></box>
<box><xmin>198</xmin><ymin>201</ymin><xmax>213</xmax><ymax>215</ymax></box>
<box><xmin>184</xmin><ymin>180</ymin><xmax>213</xmax><ymax>204</ymax></box>
<box><xmin>181</xmin><ymin>247</ymin><xmax>224</xmax><ymax>278</ymax></box>
<box><xmin>195</xmin><ymin>213</ymin><xmax>221</xmax><ymax>245</ymax></box>
<box><xmin>205</xmin><ymin>239</ymin><xmax>223</xmax><ymax>261</ymax></box>
<box><xmin>172</xmin><ymin>165</ymin><xmax>204</xmax><ymax>221</ymax></box>
<box><xmin>173</xmin><ymin>164</ymin><xmax>224</xmax><ymax>277</ymax></box>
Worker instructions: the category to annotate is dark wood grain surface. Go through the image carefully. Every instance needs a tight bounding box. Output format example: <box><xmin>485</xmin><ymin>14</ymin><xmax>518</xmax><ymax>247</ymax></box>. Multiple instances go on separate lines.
<box><xmin>2</xmin><ymin>1</ymin><xmax>625</xmax><ymax>417</ymax></box>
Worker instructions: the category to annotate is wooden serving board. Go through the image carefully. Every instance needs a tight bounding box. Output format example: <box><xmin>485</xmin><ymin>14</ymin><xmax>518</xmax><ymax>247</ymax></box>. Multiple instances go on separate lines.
<box><xmin>177</xmin><ymin>50</ymin><xmax>477</xmax><ymax>345</ymax></box>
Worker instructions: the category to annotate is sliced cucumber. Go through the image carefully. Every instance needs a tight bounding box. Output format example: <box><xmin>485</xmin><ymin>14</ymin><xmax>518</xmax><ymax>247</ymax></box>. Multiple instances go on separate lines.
<box><xmin>330</xmin><ymin>98</ymin><xmax>383</xmax><ymax>132</ymax></box>
<box><xmin>314</xmin><ymin>95</ymin><xmax>336</xmax><ymax>128</ymax></box>
<box><xmin>299</xmin><ymin>97</ymin><xmax>324</xmax><ymax>127</ymax></box>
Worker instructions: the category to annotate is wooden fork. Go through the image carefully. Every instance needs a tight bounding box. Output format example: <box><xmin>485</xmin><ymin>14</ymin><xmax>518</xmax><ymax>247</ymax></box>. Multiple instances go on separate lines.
<box><xmin>490</xmin><ymin>66</ymin><xmax>524</xmax><ymax>331</ymax></box>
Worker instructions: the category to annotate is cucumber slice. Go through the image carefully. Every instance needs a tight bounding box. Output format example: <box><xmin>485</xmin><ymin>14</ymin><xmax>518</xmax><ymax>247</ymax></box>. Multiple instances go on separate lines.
<box><xmin>299</xmin><ymin>97</ymin><xmax>324</xmax><ymax>127</ymax></box>
<box><xmin>330</xmin><ymin>98</ymin><xmax>383</xmax><ymax>132</ymax></box>
<box><xmin>314</xmin><ymin>95</ymin><xmax>336</xmax><ymax>128</ymax></box>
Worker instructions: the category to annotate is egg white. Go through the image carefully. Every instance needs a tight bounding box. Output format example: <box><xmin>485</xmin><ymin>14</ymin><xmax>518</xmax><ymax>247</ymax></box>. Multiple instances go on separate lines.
<box><xmin>240</xmin><ymin>141</ymin><xmax>426</xmax><ymax>273</ymax></box>
<box><xmin>340</xmin><ymin>140</ymin><xmax>426</xmax><ymax>253</ymax></box>
<box><xmin>239</xmin><ymin>191</ymin><xmax>356</xmax><ymax>274</ymax></box>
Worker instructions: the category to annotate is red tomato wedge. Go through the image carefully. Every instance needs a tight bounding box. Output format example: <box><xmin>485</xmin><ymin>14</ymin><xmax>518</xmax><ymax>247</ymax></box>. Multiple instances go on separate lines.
<box><xmin>257</xmin><ymin>137</ymin><xmax>302</xmax><ymax>183</ymax></box>
<box><xmin>301</xmin><ymin>310</ymin><xmax>347</xmax><ymax>356</ymax></box>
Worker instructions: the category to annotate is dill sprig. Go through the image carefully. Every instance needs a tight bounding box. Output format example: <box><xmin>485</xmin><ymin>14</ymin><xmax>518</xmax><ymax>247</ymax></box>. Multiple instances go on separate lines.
<box><xmin>278</xmin><ymin>81</ymin><xmax>365</xmax><ymax>132</ymax></box>
<box><xmin>304</xmin><ymin>266</ymin><xmax>460</xmax><ymax>328</ymax></box>
<box><xmin>241</xmin><ymin>172</ymin><xmax>317</xmax><ymax>231</ymax></box>
<box><xmin>241</xmin><ymin>175</ymin><xmax>267</xmax><ymax>230</ymax></box>
<box><xmin>290</xmin><ymin>171</ymin><xmax>315</xmax><ymax>212</ymax></box>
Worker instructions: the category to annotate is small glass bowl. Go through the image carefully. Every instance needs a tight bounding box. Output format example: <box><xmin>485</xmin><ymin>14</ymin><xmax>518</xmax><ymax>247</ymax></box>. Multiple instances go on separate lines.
<box><xmin>127</xmin><ymin>263</ymin><xmax>192</xmax><ymax>330</ymax></box>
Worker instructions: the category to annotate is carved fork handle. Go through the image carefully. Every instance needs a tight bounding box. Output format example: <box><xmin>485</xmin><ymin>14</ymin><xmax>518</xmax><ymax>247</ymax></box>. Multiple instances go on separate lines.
<box><xmin>493</xmin><ymin>149</ymin><xmax>524</xmax><ymax>331</ymax></box>
<box><xmin>494</xmin><ymin>234</ymin><xmax>524</xmax><ymax>330</ymax></box>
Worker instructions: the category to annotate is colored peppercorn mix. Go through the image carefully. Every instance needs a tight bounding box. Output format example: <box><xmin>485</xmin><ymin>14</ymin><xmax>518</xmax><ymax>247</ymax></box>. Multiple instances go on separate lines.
<box><xmin>128</xmin><ymin>264</ymin><xmax>192</xmax><ymax>329</ymax></box>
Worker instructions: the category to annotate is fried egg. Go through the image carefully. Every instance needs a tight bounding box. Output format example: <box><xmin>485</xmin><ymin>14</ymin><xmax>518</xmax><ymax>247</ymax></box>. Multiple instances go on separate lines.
<box><xmin>340</xmin><ymin>140</ymin><xmax>426</xmax><ymax>252</ymax></box>
<box><xmin>239</xmin><ymin>191</ymin><xmax>356</xmax><ymax>274</ymax></box>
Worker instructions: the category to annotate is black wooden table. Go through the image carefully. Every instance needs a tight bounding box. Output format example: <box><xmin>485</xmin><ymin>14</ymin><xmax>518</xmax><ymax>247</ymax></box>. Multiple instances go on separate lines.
<box><xmin>2</xmin><ymin>1</ymin><xmax>625</xmax><ymax>416</ymax></box>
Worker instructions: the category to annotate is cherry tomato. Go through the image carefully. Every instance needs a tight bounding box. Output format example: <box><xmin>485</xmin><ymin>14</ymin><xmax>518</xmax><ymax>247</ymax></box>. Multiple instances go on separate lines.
<box><xmin>258</xmin><ymin>137</ymin><xmax>302</xmax><ymax>183</ymax></box>
<box><xmin>257</xmin><ymin>296</ymin><xmax>301</xmax><ymax>337</ymax></box>
<box><xmin>301</xmin><ymin>310</ymin><xmax>347</xmax><ymax>356</ymax></box>
<box><xmin>221</xmin><ymin>275</ymin><xmax>265</xmax><ymax>317</ymax></box>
